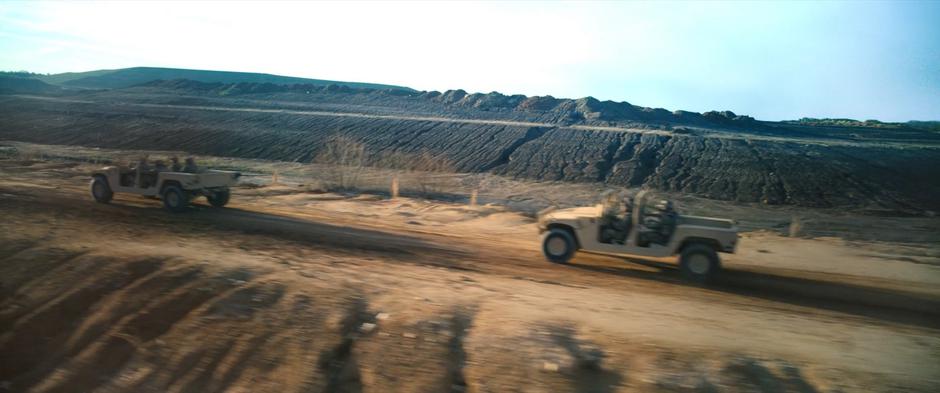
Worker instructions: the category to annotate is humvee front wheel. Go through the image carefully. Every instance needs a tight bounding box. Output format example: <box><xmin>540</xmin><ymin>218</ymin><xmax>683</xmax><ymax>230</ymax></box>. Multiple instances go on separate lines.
<box><xmin>543</xmin><ymin>229</ymin><xmax>576</xmax><ymax>264</ymax></box>
<box><xmin>162</xmin><ymin>185</ymin><xmax>189</xmax><ymax>213</ymax></box>
<box><xmin>90</xmin><ymin>176</ymin><xmax>113</xmax><ymax>203</ymax></box>
<box><xmin>206</xmin><ymin>188</ymin><xmax>230</xmax><ymax>208</ymax></box>
<box><xmin>679</xmin><ymin>244</ymin><xmax>720</xmax><ymax>284</ymax></box>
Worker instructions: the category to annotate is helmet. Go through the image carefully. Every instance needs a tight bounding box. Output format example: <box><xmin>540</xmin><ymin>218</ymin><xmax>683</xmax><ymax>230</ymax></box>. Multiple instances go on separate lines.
<box><xmin>654</xmin><ymin>200</ymin><xmax>674</xmax><ymax>211</ymax></box>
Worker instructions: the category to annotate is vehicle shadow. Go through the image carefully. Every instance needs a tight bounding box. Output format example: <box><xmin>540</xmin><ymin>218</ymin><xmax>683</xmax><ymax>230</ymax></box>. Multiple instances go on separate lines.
<box><xmin>564</xmin><ymin>255</ymin><xmax>940</xmax><ymax>330</ymax></box>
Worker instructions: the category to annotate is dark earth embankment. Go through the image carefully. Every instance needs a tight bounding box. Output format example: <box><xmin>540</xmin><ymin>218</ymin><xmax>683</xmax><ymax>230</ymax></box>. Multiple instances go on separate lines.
<box><xmin>1</xmin><ymin>76</ymin><xmax>938</xmax><ymax>212</ymax></box>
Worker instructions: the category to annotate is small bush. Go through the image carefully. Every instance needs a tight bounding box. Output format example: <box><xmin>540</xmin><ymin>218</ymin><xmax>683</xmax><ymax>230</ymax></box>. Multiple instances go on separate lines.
<box><xmin>315</xmin><ymin>136</ymin><xmax>366</xmax><ymax>190</ymax></box>
<box><xmin>788</xmin><ymin>216</ymin><xmax>802</xmax><ymax>237</ymax></box>
<box><xmin>375</xmin><ymin>150</ymin><xmax>455</xmax><ymax>197</ymax></box>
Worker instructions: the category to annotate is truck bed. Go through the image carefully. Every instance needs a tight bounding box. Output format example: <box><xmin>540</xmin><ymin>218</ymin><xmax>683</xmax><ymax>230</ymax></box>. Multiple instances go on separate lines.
<box><xmin>678</xmin><ymin>215</ymin><xmax>735</xmax><ymax>229</ymax></box>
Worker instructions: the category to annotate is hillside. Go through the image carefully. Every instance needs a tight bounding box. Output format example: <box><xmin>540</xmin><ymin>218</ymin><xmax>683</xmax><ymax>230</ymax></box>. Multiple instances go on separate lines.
<box><xmin>0</xmin><ymin>74</ymin><xmax>62</xmax><ymax>95</ymax></box>
<box><xmin>34</xmin><ymin>67</ymin><xmax>414</xmax><ymax>91</ymax></box>
<box><xmin>0</xmin><ymin>76</ymin><xmax>937</xmax><ymax>213</ymax></box>
<box><xmin>131</xmin><ymin>79</ymin><xmax>940</xmax><ymax>143</ymax></box>
<box><xmin>133</xmin><ymin>79</ymin><xmax>763</xmax><ymax>131</ymax></box>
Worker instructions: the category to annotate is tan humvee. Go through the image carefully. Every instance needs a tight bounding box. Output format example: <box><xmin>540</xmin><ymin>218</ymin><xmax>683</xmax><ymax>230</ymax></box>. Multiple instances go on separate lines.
<box><xmin>90</xmin><ymin>164</ymin><xmax>240</xmax><ymax>212</ymax></box>
<box><xmin>537</xmin><ymin>190</ymin><xmax>738</xmax><ymax>283</ymax></box>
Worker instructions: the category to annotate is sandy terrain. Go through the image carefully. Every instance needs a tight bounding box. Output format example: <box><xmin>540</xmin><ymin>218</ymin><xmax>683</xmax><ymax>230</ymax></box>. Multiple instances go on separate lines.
<box><xmin>1</xmin><ymin>153</ymin><xmax>939</xmax><ymax>392</ymax></box>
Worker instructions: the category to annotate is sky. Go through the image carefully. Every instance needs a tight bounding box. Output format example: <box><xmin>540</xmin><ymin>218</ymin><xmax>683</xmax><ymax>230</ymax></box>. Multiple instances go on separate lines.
<box><xmin>0</xmin><ymin>0</ymin><xmax>938</xmax><ymax>121</ymax></box>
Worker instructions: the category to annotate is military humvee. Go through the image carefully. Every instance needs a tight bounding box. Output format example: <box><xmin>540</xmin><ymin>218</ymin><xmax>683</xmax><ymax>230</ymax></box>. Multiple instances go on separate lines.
<box><xmin>537</xmin><ymin>190</ymin><xmax>738</xmax><ymax>283</ymax></box>
<box><xmin>90</xmin><ymin>164</ymin><xmax>240</xmax><ymax>212</ymax></box>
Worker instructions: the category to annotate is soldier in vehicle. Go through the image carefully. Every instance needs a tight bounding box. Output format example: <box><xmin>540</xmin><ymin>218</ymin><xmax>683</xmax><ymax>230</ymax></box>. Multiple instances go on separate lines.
<box><xmin>131</xmin><ymin>157</ymin><xmax>149</xmax><ymax>171</ymax></box>
<box><xmin>170</xmin><ymin>156</ymin><xmax>182</xmax><ymax>172</ymax></box>
<box><xmin>183</xmin><ymin>157</ymin><xmax>199</xmax><ymax>173</ymax></box>
<box><xmin>601</xmin><ymin>194</ymin><xmax>632</xmax><ymax>244</ymax></box>
<box><xmin>134</xmin><ymin>157</ymin><xmax>153</xmax><ymax>188</ymax></box>
<box><xmin>154</xmin><ymin>160</ymin><xmax>168</xmax><ymax>172</ymax></box>
<box><xmin>614</xmin><ymin>195</ymin><xmax>634</xmax><ymax>242</ymax></box>
<box><xmin>642</xmin><ymin>200</ymin><xmax>677</xmax><ymax>245</ymax></box>
<box><xmin>599</xmin><ymin>193</ymin><xmax>619</xmax><ymax>243</ymax></box>
<box><xmin>657</xmin><ymin>200</ymin><xmax>678</xmax><ymax>240</ymax></box>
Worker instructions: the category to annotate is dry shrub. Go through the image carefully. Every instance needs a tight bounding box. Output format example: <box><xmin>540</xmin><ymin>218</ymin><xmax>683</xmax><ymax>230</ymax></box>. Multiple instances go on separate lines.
<box><xmin>376</xmin><ymin>150</ymin><xmax>456</xmax><ymax>197</ymax></box>
<box><xmin>15</xmin><ymin>146</ymin><xmax>45</xmax><ymax>161</ymax></box>
<box><xmin>788</xmin><ymin>216</ymin><xmax>802</xmax><ymax>237</ymax></box>
<box><xmin>312</xmin><ymin>137</ymin><xmax>457</xmax><ymax>196</ymax></box>
<box><xmin>315</xmin><ymin>136</ymin><xmax>366</xmax><ymax>190</ymax></box>
<box><xmin>411</xmin><ymin>151</ymin><xmax>456</xmax><ymax>196</ymax></box>
<box><xmin>0</xmin><ymin>145</ymin><xmax>16</xmax><ymax>159</ymax></box>
<box><xmin>299</xmin><ymin>181</ymin><xmax>327</xmax><ymax>194</ymax></box>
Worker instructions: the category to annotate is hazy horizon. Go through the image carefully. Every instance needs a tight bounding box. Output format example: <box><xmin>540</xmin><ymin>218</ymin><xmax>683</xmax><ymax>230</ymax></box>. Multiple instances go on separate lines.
<box><xmin>1</xmin><ymin>0</ymin><xmax>938</xmax><ymax>122</ymax></box>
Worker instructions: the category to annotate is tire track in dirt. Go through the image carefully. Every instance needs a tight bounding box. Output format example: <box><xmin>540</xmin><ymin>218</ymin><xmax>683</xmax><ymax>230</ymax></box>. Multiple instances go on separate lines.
<box><xmin>0</xmin><ymin>247</ymin><xmax>90</xmax><ymax>321</ymax></box>
<box><xmin>117</xmin><ymin>281</ymin><xmax>298</xmax><ymax>393</ymax></box>
<box><xmin>0</xmin><ymin>257</ymin><xmax>164</xmax><ymax>389</ymax></box>
<box><xmin>28</xmin><ymin>267</ymin><xmax>265</xmax><ymax>393</ymax></box>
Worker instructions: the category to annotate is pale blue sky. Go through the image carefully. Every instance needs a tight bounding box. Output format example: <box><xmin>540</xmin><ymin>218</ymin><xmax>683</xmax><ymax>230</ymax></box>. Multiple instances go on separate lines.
<box><xmin>1</xmin><ymin>0</ymin><xmax>937</xmax><ymax>121</ymax></box>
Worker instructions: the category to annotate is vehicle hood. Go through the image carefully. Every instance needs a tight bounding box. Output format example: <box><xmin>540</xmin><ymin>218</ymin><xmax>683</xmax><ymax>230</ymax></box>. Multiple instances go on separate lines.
<box><xmin>539</xmin><ymin>205</ymin><xmax>600</xmax><ymax>222</ymax></box>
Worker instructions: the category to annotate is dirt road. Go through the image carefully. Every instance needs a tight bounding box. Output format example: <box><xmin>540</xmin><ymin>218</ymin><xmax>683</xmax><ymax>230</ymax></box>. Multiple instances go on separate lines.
<box><xmin>1</xmin><ymin>158</ymin><xmax>938</xmax><ymax>393</ymax></box>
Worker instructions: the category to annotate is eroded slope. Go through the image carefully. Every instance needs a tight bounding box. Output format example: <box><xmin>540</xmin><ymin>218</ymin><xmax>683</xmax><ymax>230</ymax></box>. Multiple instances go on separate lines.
<box><xmin>1</xmin><ymin>85</ymin><xmax>938</xmax><ymax>212</ymax></box>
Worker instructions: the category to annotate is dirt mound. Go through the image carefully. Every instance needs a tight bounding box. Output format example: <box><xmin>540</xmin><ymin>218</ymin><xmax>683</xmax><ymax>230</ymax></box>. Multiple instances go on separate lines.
<box><xmin>1</xmin><ymin>86</ymin><xmax>939</xmax><ymax>212</ymax></box>
<box><xmin>134</xmin><ymin>79</ymin><xmax>771</xmax><ymax>130</ymax></box>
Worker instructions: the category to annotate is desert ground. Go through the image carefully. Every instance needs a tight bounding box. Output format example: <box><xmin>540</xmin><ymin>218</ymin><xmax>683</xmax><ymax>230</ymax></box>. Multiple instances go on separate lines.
<box><xmin>1</xmin><ymin>143</ymin><xmax>938</xmax><ymax>393</ymax></box>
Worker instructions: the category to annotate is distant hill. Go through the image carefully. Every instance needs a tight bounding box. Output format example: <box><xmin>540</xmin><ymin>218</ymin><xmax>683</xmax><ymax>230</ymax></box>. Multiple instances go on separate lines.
<box><xmin>35</xmin><ymin>67</ymin><xmax>414</xmax><ymax>91</ymax></box>
<box><xmin>0</xmin><ymin>73</ymin><xmax>61</xmax><ymax>94</ymax></box>
<box><xmin>782</xmin><ymin>117</ymin><xmax>939</xmax><ymax>130</ymax></box>
<box><xmin>905</xmin><ymin>121</ymin><xmax>940</xmax><ymax>132</ymax></box>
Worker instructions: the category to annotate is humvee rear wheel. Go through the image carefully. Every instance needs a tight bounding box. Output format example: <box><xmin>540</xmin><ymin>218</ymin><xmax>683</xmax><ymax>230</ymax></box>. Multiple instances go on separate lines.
<box><xmin>206</xmin><ymin>188</ymin><xmax>230</xmax><ymax>208</ymax></box>
<box><xmin>679</xmin><ymin>244</ymin><xmax>720</xmax><ymax>284</ymax></box>
<box><xmin>90</xmin><ymin>176</ymin><xmax>113</xmax><ymax>203</ymax></box>
<box><xmin>543</xmin><ymin>229</ymin><xmax>576</xmax><ymax>264</ymax></box>
<box><xmin>162</xmin><ymin>185</ymin><xmax>189</xmax><ymax>212</ymax></box>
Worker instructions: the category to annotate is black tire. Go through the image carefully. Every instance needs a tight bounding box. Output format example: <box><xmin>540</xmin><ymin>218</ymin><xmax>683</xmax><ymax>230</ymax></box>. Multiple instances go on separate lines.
<box><xmin>206</xmin><ymin>188</ymin><xmax>230</xmax><ymax>208</ymax></box>
<box><xmin>162</xmin><ymin>185</ymin><xmax>189</xmax><ymax>212</ymax></box>
<box><xmin>542</xmin><ymin>229</ymin><xmax>577</xmax><ymax>264</ymax></box>
<box><xmin>679</xmin><ymin>244</ymin><xmax>721</xmax><ymax>284</ymax></box>
<box><xmin>90</xmin><ymin>176</ymin><xmax>113</xmax><ymax>203</ymax></box>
